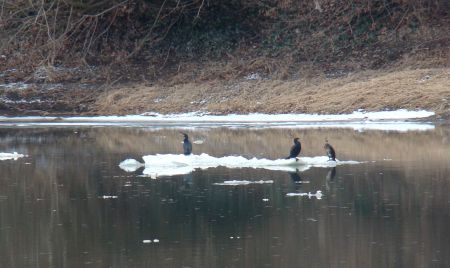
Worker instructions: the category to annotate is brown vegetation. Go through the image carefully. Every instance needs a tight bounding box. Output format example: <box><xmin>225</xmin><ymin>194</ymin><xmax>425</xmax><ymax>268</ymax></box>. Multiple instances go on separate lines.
<box><xmin>0</xmin><ymin>0</ymin><xmax>448</xmax><ymax>116</ymax></box>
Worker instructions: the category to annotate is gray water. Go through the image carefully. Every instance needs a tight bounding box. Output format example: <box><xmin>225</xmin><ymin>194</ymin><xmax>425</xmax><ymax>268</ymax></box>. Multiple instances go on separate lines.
<box><xmin>0</xmin><ymin>126</ymin><xmax>449</xmax><ymax>268</ymax></box>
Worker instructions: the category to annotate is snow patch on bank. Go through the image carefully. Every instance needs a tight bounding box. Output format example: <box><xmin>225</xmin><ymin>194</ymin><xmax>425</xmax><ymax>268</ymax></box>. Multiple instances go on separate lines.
<box><xmin>119</xmin><ymin>153</ymin><xmax>359</xmax><ymax>179</ymax></box>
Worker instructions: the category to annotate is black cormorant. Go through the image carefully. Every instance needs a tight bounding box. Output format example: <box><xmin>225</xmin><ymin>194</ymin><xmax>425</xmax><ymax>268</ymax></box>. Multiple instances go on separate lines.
<box><xmin>286</xmin><ymin>138</ymin><xmax>301</xmax><ymax>159</ymax></box>
<box><xmin>181</xmin><ymin>132</ymin><xmax>192</xmax><ymax>155</ymax></box>
<box><xmin>324</xmin><ymin>139</ymin><xmax>336</xmax><ymax>161</ymax></box>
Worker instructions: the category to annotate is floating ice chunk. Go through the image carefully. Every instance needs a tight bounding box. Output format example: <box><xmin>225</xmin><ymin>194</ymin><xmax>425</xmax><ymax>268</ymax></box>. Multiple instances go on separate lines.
<box><xmin>286</xmin><ymin>193</ymin><xmax>308</xmax><ymax>197</ymax></box>
<box><xmin>0</xmin><ymin>152</ymin><xmax>26</xmax><ymax>161</ymax></box>
<box><xmin>286</xmin><ymin>190</ymin><xmax>323</xmax><ymax>199</ymax></box>
<box><xmin>143</xmin><ymin>240</ymin><xmax>152</xmax><ymax>243</ymax></box>
<box><xmin>262</xmin><ymin>198</ymin><xmax>269</xmax><ymax>202</ymax></box>
<box><xmin>153</xmin><ymin>239</ymin><xmax>160</xmax><ymax>243</ymax></box>
<box><xmin>119</xmin><ymin>159</ymin><xmax>144</xmax><ymax>172</ymax></box>
<box><xmin>101</xmin><ymin>195</ymin><xmax>118</xmax><ymax>199</ymax></box>
<box><xmin>214</xmin><ymin>180</ymin><xmax>274</xmax><ymax>186</ymax></box>
<box><xmin>120</xmin><ymin>154</ymin><xmax>360</xmax><ymax>178</ymax></box>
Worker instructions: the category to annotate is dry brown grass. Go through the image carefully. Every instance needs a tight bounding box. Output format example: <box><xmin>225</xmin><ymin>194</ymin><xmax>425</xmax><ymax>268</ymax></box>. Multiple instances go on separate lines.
<box><xmin>94</xmin><ymin>67</ymin><xmax>450</xmax><ymax>118</ymax></box>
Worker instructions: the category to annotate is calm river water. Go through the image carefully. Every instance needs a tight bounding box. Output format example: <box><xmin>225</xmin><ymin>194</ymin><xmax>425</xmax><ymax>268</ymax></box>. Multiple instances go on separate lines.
<box><xmin>0</xmin><ymin>125</ymin><xmax>449</xmax><ymax>267</ymax></box>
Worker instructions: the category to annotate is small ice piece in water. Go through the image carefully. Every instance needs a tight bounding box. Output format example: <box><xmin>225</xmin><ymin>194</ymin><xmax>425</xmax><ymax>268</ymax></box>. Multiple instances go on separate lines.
<box><xmin>262</xmin><ymin>198</ymin><xmax>269</xmax><ymax>202</ymax></box>
<box><xmin>286</xmin><ymin>190</ymin><xmax>323</xmax><ymax>199</ymax></box>
<box><xmin>214</xmin><ymin>180</ymin><xmax>274</xmax><ymax>186</ymax></box>
<box><xmin>101</xmin><ymin>195</ymin><xmax>118</xmax><ymax>199</ymax></box>
<box><xmin>0</xmin><ymin>152</ymin><xmax>26</xmax><ymax>161</ymax></box>
<box><xmin>286</xmin><ymin>192</ymin><xmax>308</xmax><ymax>197</ymax></box>
<box><xmin>119</xmin><ymin>159</ymin><xmax>144</xmax><ymax>172</ymax></box>
<box><xmin>230</xmin><ymin>236</ymin><xmax>234</xmax><ymax>239</ymax></box>
<box><xmin>312</xmin><ymin>190</ymin><xmax>323</xmax><ymax>199</ymax></box>
<box><xmin>143</xmin><ymin>240</ymin><xmax>152</xmax><ymax>243</ymax></box>
<box><xmin>153</xmin><ymin>239</ymin><xmax>160</xmax><ymax>243</ymax></box>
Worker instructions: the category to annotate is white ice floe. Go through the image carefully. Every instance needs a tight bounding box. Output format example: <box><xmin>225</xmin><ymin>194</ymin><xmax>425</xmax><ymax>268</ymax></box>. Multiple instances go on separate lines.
<box><xmin>286</xmin><ymin>190</ymin><xmax>323</xmax><ymax>199</ymax></box>
<box><xmin>119</xmin><ymin>153</ymin><xmax>359</xmax><ymax>178</ymax></box>
<box><xmin>0</xmin><ymin>152</ymin><xmax>26</xmax><ymax>161</ymax></box>
<box><xmin>213</xmin><ymin>180</ymin><xmax>274</xmax><ymax>186</ymax></box>
<box><xmin>0</xmin><ymin>110</ymin><xmax>434</xmax><ymax>130</ymax></box>
<box><xmin>48</xmin><ymin>109</ymin><xmax>437</xmax><ymax>122</ymax></box>
<box><xmin>0</xmin><ymin>110</ymin><xmax>434</xmax><ymax>131</ymax></box>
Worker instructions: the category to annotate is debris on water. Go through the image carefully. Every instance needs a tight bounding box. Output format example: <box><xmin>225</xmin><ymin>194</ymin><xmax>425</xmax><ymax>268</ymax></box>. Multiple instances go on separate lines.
<box><xmin>193</xmin><ymin>139</ymin><xmax>204</xmax><ymax>144</ymax></box>
<box><xmin>153</xmin><ymin>239</ymin><xmax>160</xmax><ymax>243</ymax></box>
<box><xmin>262</xmin><ymin>198</ymin><xmax>269</xmax><ymax>202</ymax></box>
<box><xmin>143</xmin><ymin>240</ymin><xmax>152</xmax><ymax>243</ymax></box>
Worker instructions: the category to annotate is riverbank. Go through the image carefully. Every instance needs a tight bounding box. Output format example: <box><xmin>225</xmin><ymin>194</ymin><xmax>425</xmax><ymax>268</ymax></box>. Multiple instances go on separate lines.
<box><xmin>2</xmin><ymin>66</ymin><xmax>447</xmax><ymax>119</ymax></box>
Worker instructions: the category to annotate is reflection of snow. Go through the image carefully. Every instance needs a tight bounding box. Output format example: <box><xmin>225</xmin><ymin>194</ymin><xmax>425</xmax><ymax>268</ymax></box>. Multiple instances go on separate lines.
<box><xmin>0</xmin><ymin>152</ymin><xmax>25</xmax><ymax>161</ymax></box>
<box><xmin>119</xmin><ymin>154</ymin><xmax>359</xmax><ymax>179</ymax></box>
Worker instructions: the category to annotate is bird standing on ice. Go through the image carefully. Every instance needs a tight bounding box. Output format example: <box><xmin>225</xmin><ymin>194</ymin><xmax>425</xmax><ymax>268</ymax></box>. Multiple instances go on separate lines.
<box><xmin>286</xmin><ymin>138</ymin><xmax>301</xmax><ymax>160</ymax></box>
<box><xmin>324</xmin><ymin>139</ymin><xmax>336</xmax><ymax>161</ymax></box>
<box><xmin>181</xmin><ymin>132</ymin><xmax>192</xmax><ymax>155</ymax></box>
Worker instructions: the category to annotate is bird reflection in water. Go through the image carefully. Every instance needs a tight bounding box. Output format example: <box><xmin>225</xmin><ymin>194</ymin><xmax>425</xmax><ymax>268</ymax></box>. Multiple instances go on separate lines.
<box><xmin>289</xmin><ymin>169</ymin><xmax>303</xmax><ymax>191</ymax></box>
<box><xmin>325</xmin><ymin>167</ymin><xmax>336</xmax><ymax>191</ymax></box>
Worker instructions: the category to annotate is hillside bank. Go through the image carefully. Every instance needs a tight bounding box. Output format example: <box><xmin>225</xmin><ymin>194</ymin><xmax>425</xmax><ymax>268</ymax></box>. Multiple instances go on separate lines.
<box><xmin>0</xmin><ymin>0</ymin><xmax>448</xmax><ymax>118</ymax></box>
